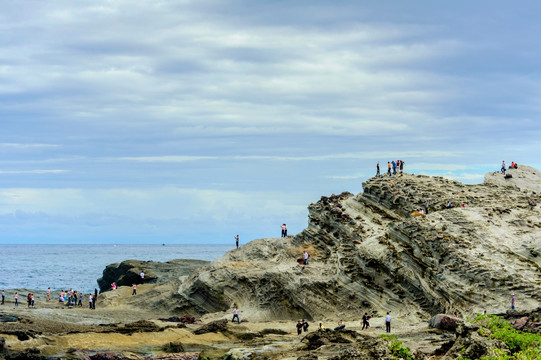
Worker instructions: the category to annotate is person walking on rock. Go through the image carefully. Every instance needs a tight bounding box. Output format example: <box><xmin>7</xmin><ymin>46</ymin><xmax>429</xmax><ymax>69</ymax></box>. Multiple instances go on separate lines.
<box><xmin>234</xmin><ymin>235</ymin><xmax>239</xmax><ymax>249</ymax></box>
<box><xmin>511</xmin><ymin>293</ymin><xmax>516</xmax><ymax>310</ymax></box>
<box><xmin>132</xmin><ymin>283</ymin><xmax>137</xmax><ymax>295</ymax></box>
<box><xmin>281</xmin><ymin>224</ymin><xmax>287</xmax><ymax>237</ymax></box>
<box><xmin>232</xmin><ymin>306</ymin><xmax>240</xmax><ymax>324</ymax></box>
<box><xmin>376</xmin><ymin>162</ymin><xmax>380</xmax><ymax>177</ymax></box>
<box><xmin>387</xmin><ymin>162</ymin><xmax>392</xmax><ymax>176</ymax></box>
<box><xmin>385</xmin><ymin>312</ymin><xmax>391</xmax><ymax>333</ymax></box>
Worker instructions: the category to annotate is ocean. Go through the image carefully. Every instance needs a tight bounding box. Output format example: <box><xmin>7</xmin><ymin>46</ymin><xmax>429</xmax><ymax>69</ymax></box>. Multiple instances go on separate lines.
<box><xmin>0</xmin><ymin>244</ymin><xmax>232</xmax><ymax>293</ymax></box>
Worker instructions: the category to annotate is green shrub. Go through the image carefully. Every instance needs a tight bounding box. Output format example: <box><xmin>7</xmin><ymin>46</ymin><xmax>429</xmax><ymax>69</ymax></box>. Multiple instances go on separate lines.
<box><xmin>469</xmin><ymin>313</ymin><xmax>541</xmax><ymax>360</ymax></box>
<box><xmin>380</xmin><ymin>335</ymin><xmax>413</xmax><ymax>360</ymax></box>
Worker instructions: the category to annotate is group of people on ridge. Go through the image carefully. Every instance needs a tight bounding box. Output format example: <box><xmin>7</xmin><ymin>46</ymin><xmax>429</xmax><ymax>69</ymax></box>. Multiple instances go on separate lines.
<box><xmin>375</xmin><ymin>160</ymin><xmax>404</xmax><ymax>177</ymax></box>
<box><xmin>501</xmin><ymin>161</ymin><xmax>518</xmax><ymax>175</ymax></box>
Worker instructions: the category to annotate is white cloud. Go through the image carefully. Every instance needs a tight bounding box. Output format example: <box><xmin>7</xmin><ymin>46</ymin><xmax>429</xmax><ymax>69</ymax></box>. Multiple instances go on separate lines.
<box><xmin>0</xmin><ymin>170</ymin><xmax>68</xmax><ymax>174</ymax></box>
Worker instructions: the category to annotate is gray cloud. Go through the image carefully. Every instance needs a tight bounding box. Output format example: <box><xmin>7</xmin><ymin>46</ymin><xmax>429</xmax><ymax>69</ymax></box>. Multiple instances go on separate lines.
<box><xmin>1</xmin><ymin>0</ymin><xmax>540</xmax><ymax>243</ymax></box>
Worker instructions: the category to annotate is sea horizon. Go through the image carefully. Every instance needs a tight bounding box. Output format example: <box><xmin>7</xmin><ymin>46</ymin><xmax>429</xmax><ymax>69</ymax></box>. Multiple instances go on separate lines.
<box><xmin>0</xmin><ymin>243</ymin><xmax>233</xmax><ymax>294</ymax></box>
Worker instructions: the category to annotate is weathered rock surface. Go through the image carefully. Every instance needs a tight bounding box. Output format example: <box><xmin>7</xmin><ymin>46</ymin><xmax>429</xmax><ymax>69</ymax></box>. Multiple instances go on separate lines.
<box><xmin>165</xmin><ymin>166</ymin><xmax>541</xmax><ymax>321</ymax></box>
<box><xmin>193</xmin><ymin>319</ymin><xmax>228</xmax><ymax>335</ymax></box>
<box><xmin>97</xmin><ymin>259</ymin><xmax>209</xmax><ymax>292</ymax></box>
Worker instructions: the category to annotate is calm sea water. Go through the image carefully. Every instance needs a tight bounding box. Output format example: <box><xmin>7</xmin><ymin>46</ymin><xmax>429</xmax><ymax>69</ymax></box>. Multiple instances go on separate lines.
<box><xmin>0</xmin><ymin>244</ymin><xmax>232</xmax><ymax>293</ymax></box>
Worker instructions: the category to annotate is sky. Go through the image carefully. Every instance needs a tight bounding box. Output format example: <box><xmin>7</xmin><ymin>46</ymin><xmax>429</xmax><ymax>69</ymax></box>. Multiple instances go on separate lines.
<box><xmin>1</xmin><ymin>0</ymin><xmax>540</xmax><ymax>244</ymax></box>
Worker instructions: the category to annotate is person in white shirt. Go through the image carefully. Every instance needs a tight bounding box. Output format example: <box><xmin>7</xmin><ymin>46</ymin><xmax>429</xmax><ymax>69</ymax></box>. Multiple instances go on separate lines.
<box><xmin>140</xmin><ymin>272</ymin><xmax>144</xmax><ymax>279</ymax></box>
<box><xmin>232</xmin><ymin>306</ymin><xmax>240</xmax><ymax>324</ymax></box>
<box><xmin>385</xmin><ymin>312</ymin><xmax>391</xmax><ymax>333</ymax></box>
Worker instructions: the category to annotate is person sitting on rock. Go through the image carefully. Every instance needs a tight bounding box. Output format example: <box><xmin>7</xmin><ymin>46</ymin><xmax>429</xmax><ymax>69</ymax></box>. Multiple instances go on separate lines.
<box><xmin>334</xmin><ymin>320</ymin><xmax>345</xmax><ymax>331</ymax></box>
<box><xmin>303</xmin><ymin>319</ymin><xmax>309</xmax><ymax>332</ymax></box>
<box><xmin>296</xmin><ymin>320</ymin><xmax>303</xmax><ymax>335</ymax></box>
<box><xmin>318</xmin><ymin>322</ymin><xmax>325</xmax><ymax>332</ymax></box>
<box><xmin>446</xmin><ymin>200</ymin><xmax>453</xmax><ymax>209</ymax></box>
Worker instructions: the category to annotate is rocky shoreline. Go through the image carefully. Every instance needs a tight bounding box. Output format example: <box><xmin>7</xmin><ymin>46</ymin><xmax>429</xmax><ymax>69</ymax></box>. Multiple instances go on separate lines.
<box><xmin>1</xmin><ymin>166</ymin><xmax>540</xmax><ymax>359</ymax></box>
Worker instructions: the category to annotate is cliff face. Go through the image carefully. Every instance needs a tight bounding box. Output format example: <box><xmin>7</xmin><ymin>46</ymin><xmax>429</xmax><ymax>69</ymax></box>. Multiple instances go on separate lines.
<box><xmin>173</xmin><ymin>166</ymin><xmax>541</xmax><ymax>320</ymax></box>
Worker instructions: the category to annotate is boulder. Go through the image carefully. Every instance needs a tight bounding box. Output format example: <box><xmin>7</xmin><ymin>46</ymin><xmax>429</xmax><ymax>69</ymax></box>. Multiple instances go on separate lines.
<box><xmin>162</xmin><ymin>341</ymin><xmax>185</xmax><ymax>353</ymax></box>
<box><xmin>0</xmin><ymin>313</ymin><xmax>19</xmax><ymax>323</ymax></box>
<box><xmin>97</xmin><ymin>258</ymin><xmax>209</xmax><ymax>292</ymax></box>
<box><xmin>300</xmin><ymin>329</ymin><xmax>358</xmax><ymax>351</ymax></box>
<box><xmin>193</xmin><ymin>319</ymin><xmax>228</xmax><ymax>335</ymax></box>
<box><xmin>429</xmin><ymin>314</ymin><xmax>462</xmax><ymax>331</ymax></box>
<box><xmin>513</xmin><ymin>316</ymin><xmax>528</xmax><ymax>330</ymax></box>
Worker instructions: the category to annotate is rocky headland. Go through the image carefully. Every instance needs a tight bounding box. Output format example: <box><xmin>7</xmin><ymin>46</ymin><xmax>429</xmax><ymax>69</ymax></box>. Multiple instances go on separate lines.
<box><xmin>1</xmin><ymin>165</ymin><xmax>540</xmax><ymax>359</ymax></box>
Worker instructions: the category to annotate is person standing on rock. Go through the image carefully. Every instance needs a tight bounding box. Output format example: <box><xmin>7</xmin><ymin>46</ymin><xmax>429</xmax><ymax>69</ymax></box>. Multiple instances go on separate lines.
<box><xmin>511</xmin><ymin>293</ymin><xmax>516</xmax><ymax>310</ymax></box>
<box><xmin>303</xmin><ymin>251</ymin><xmax>309</xmax><ymax>265</ymax></box>
<box><xmin>376</xmin><ymin>162</ymin><xmax>380</xmax><ymax>177</ymax></box>
<box><xmin>392</xmin><ymin>161</ymin><xmax>397</xmax><ymax>175</ymax></box>
<box><xmin>140</xmin><ymin>271</ymin><xmax>145</xmax><ymax>280</ymax></box>
<box><xmin>235</xmin><ymin>235</ymin><xmax>239</xmax><ymax>249</ymax></box>
<box><xmin>387</xmin><ymin>162</ymin><xmax>392</xmax><ymax>176</ymax></box>
<box><xmin>303</xmin><ymin>320</ymin><xmax>309</xmax><ymax>332</ymax></box>
<box><xmin>400</xmin><ymin>160</ymin><xmax>404</xmax><ymax>174</ymax></box>
<box><xmin>1</xmin><ymin>290</ymin><xmax>5</xmax><ymax>305</ymax></box>
<box><xmin>361</xmin><ymin>313</ymin><xmax>370</xmax><ymax>330</ymax></box>
<box><xmin>296</xmin><ymin>320</ymin><xmax>303</xmax><ymax>335</ymax></box>
<box><xmin>501</xmin><ymin>161</ymin><xmax>506</xmax><ymax>174</ymax></box>
<box><xmin>425</xmin><ymin>200</ymin><xmax>430</xmax><ymax>215</ymax></box>
<box><xmin>385</xmin><ymin>312</ymin><xmax>391</xmax><ymax>333</ymax></box>
<box><xmin>281</xmin><ymin>224</ymin><xmax>287</xmax><ymax>237</ymax></box>
<box><xmin>232</xmin><ymin>306</ymin><xmax>240</xmax><ymax>324</ymax></box>
<box><xmin>94</xmin><ymin>289</ymin><xmax>98</xmax><ymax>309</ymax></box>
<box><xmin>132</xmin><ymin>283</ymin><xmax>137</xmax><ymax>296</ymax></box>
<box><xmin>88</xmin><ymin>294</ymin><xmax>93</xmax><ymax>309</ymax></box>
<box><xmin>14</xmin><ymin>292</ymin><xmax>18</xmax><ymax>307</ymax></box>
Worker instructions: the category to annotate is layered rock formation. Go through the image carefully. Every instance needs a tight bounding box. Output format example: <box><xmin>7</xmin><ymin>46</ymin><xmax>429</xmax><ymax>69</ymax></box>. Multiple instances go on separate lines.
<box><xmin>170</xmin><ymin>166</ymin><xmax>541</xmax><ymax>321</ymax></box>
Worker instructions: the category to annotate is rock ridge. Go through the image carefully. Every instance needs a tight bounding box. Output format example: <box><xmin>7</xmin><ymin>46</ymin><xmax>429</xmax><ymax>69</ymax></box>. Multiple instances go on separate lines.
<box><xmin>132</xmin><ymin>166</ymin><xmax>541</xmax><ymax>321</ymax></box>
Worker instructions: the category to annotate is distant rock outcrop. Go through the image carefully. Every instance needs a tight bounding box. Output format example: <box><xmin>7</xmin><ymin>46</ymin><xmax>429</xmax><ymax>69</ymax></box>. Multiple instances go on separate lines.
<box><xmin>97</xmin><ymin>259</ymin><xmax>209</xmax><ymax>293</ymax></box>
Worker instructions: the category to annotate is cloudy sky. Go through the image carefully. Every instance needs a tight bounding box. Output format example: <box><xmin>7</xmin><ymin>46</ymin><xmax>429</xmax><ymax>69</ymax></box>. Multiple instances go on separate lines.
<box><xmin>1</xmin><ymin>0</ymin><xmax>540</xmax><ymax>243</ymax></box>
